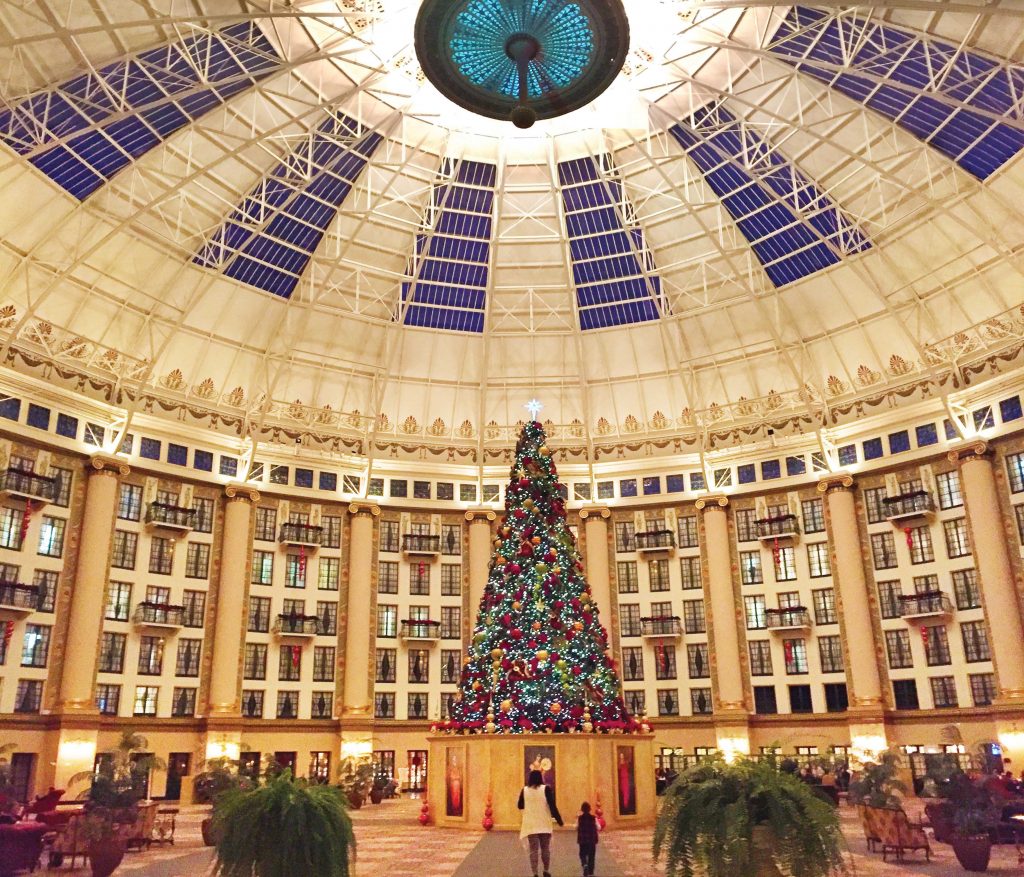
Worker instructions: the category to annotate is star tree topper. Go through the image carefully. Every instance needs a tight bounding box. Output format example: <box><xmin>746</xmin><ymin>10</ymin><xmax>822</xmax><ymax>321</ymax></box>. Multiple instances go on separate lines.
<box><xmin>525</xmin><ymin>399</ymin><xmax>543</xmax><ymax>420</ymax></box>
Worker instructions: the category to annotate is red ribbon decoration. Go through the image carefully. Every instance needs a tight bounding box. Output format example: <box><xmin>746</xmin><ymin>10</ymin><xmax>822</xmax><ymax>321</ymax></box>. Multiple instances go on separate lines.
<box><xmin>2</xmin><ymin>621</ymin><xmax>13</xmax><ymax>653</ymax></box>
<box><xmin>655</xmin><ymin>641</ymin><xmax>668</xmax><ymax>674</ymax></box>
<box><xmin>921</xmin><ymin>626</ymin><xmax>929</xmax><ymax>647</ymax></box>
<box><xmin>20</xmin><ymin>499</ymin><xmax>32</xmax><ymax>545</ymax></box>
<box><xmin>772</xmin><ymin>536</ymin><xmax>780</xmax><ymax>571</ymax></box>
<box><xmin>418</xmin><ymin>560</ymin><xmax>426</xmax><ymax>578</ymax></box>
<box><xmin>904</xmin><ymin>527</ymin><xmax>914</xmax><ymax>550</ymax></box>
<box><xmin>298</xmin><ymin>545</ymin><xmax>306</xmax><ymax>582</ymax></box>
<box><xmin>783</xmin><ymin>640</ymin><xmax>794</xmax><ymax>665</ymax></box>
<box><xmin>292</xmin><ymin>645</ymin><xmax>301</xmax><ymax>669</ymax></box>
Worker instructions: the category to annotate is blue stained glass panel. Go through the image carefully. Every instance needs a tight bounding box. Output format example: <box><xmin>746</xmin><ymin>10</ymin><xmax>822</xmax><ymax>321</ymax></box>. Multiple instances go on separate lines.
<box><xmin>26</xmin><ymin>404</ymin><xmax>50</xmax><ymax>431</ymax></box>
<box><xmin>167</xmin><ymin>443</ymin><xmax>188</xmax><ymax>466</ymax></box>
<box><xmin>193</xmin><ymin>449</ymin><xmax>213</xmax><ymax>472</ymax></box>
<box><xmin>1000</xmin><ymin>396</ymin><xmax>1023</xmax><ymax>422</ymax></box>
<box><xmin>56</xmin><ymin>413</ymin><xmax>78</xmax><ymax>438</ymax></box>
<box><xmin>915</xmin><ymin>423</ymin><xmax>939</xmax><ymax>447</ymax></box>
<box><xmin>761</xmin><ymin>460</ymin><xmax>781</xmax><ymax>480</ymax></box>
<box><xmin>786</xmin><ymin>456</ymin><xmax>807</xmax><ymax>477</ymax></box>
<box><xmin>619</xmin><ymin>478</ymin><xmax>637</xmax><ymax>498</ymax></box>
<box><xmin>973</xmin><ymin>406</ymin><xmax>995</xmax><ymax>430</ymax></box>
<box><xmin>0</xmin><ymin>398</ymin><xmax>21</xmax><ymax>421</ymax></box>
<box><xmin>837</xmin><ymin>444</ymin><xmax>857</xmax><ymax>466</ymax></box>
<box><xmin>295</xmin><ymin>468</ymin><xmax>314</xmax><ymax>489</ymax></box>
<box><xmin>689</xmin><ymin>473</ymin><xmax>706</xmax><ymax>492</ymax></box>
<box><xmin>888</xmin><ymin>430</ymin><xmax>911</xmax><ymax>454</ymax></box>
<box><xmin>140</xmin><ymin>438</ymin><xmax>161</xmax><ymax>460</ymax></box>
<box><xmin>666</xmin><ymin>474</ymin><xmax>686</xmax><ymax>493</ymax></box>
<box><xmin>862</xmin><ymin>437</ymin><xmax>884</xmax><ymax>460</ymax></box>
<box><xmin>597</xmin><ymin>481</ymin><xmax>614</xmax><ymax>499</ymax></box>
<box><xmin>642</xmin><ymin>476</ymin><xmax>661</xmax><ymax>496</ymax></box>
<box><xmin>944</xmin><ymin>419</ymin><xmax>960</xmax><ymax>440</ymax></box>
<box><xmin>320</xmin><ymin>472</ymin><xmax>338</xmax><ymax>492</ymax></box>
<box><xmin>737</xmin><ymin>463</ymin><xmax>756</xmax><ymax>484</ymax></box>
<box><xmin>219</xmin><ymin>456</ymin><xmax>238</xmax><ymax>477</ymax></box>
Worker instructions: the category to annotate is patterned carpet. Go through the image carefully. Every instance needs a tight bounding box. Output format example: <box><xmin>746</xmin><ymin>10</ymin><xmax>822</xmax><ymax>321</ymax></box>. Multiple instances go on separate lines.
<box><xmin>32</xmin><ymin>795</ymin><xmax>1024</xmax><ymax>875</ymax></box>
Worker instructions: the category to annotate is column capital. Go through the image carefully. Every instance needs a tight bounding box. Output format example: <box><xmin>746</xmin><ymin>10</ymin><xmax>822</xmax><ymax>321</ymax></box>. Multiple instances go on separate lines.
<box><xmin>947</xmin><ymin>439</ymin><xmax>992</xmax><ymax>465</ymax></box>
<box><xmin>464</xmin><ymin>508</ymin><xmax>497</xmax><ymax>523</ymax></box>
<box><xmin>224</xmin><ymin>482</ymin><xmax>260</xmax><ymax>504</ymax></box>
<box><xmin>577</xmin><ymin>506</ymin><xmax>611</xmax><ymax>521</ymax></box>
<box><xmin>347</xmin><ymin>500</ymin><xmax>380</xmax><ymax>517</ymax></box>
<box><xmin>695</xmin><ymin>494</ymin><xmax>729</xmax><ymax>511</ymax></box>
<box><xmin>87</xmin><ymin>453</ymin><xmax>129</xmax><ymax>477</ymax></box>
<box><xmin>817</xmin><ymin>472</ymin><xmax>855</xmax><ymax>494</ymax></box>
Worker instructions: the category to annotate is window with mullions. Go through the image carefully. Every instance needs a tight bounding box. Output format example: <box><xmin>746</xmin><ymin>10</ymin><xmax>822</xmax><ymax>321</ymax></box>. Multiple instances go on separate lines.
<box><xmin>870</xmin><ymin>533</ymin><xmax>897</xmax><ymax>569</ymax></box>
<box><xmin>935</xmin><ymin>471</ymin><xmax>963</xmax><ymax>509</ymax></box>
<box><xmin>801</xmin><ymin>499</ymin><xmax>825</xmax><ymax>534</ymax></box>
<box><xmin>96</xmin><ymin>684</ymin><xmax>121</xmax><ymax>716</ymax></box>
<box><xmin>137</xmin><ymin>636</ymin><xmax>163</xmax><ymax>676</ymax></box>
<box><xmin>943</xmin><ymin>519</ymin><xmax>971</xmax><ymax>559</ymax></box>
<box><xmin>653</xmin><ymin>644</ymin><xmax>677</xmax><ymax>680</ymax></box>
<box><xmin>614</xmin><ymin>521</ymin><xmax>635</xmax><ymax>553</ymax></box>
<box><xmin>377</xmin><ymin>605</ymin><xmax>398</xmax><ymax>638</ymax></box>
<box><xmin>806</xmin><ymin>543</ymin><xmax>831</xmax><ymax>578</ymax></box>
<box><xmin>37</xmin><ymin>517</ymin><xmax>65</xmax><ymax>557</ymax></box>
<box><xmin>930</xmin><ymin>676</ymin><xmax>959</xmax><ymax>708</ymax></box>
<box><xmin>105</xmin><ymin>581</ymin><xmax>132</xmax><ymax>621</ymax></box>
<box><xmin>118</xmin><ymin>484</ymin><xmax>142</xmax><ymax>521</ymax></box>
<box><xmin>0</xmin><ymin>508</ymin><xmax>23</xmax><ymax>550</ymax></box>
<box><xmin>682</xmin><ymin>600</ymin><xmax>705</xmax><ymax>634</ymax></box>
<box><xmin>952</xmin><ymin>569</ymin><xmax>981</xmax><ymax>610</ymax></box>
<box><xmin>379</xmin><ymin>521</ymin><xmax>400</xmax><ymax>553</ymax></box>
<box><xmin>753</xmin><ymin>686</ymin><xmax>777</xmax><ymax>715</ymax></box>
<box><xmin>33</xmin><ymin>570</ymin><xmax>57</xmax><ymax>613</ymax></box>
<box><xmin>285</xmin><ymin>554</ymin><xmax>306</xmax><ymax>588</ymax></box>
<box><xmin>864</xmin><ymin>487</ymin><xmax>888</xmax><ymax>524</ymax></box>
<box><xmin>192</xmin><ymin>497</ymin><xmax>214</xmax><ymax>533</ymax></box>
<box><xmin>784</xmin><ymin>639</ymin><xmax>808</xmax><ymax>674</ymax></box>
<box><xmin>690</xmin><ymin>688</ymin><xmax>712</xmax><ymax>715</ymax></box>
<box><xmin>316</xmin><ymin>602</ymin><xmax>338</xmax><ymax>636</ymax></box>
<box><xmin>740</xmin><ymin>551</ymin><xmax>762</xmax><ymax>585</ymax></box>
<box><xmin>773</xmin><ymin>546</ymin><xmax>797</xmax><ymax>581</ymax></box>
<box><xmin>408</xmin><ymin>649</ymin><xmax>429</xmax><ymax>684</ymax></box>
<box><xmin>441</xmin><ymin>524</ymin><xmax>461</xmax><ymax>555</ymax></box>
<box><xmin>621</xmin><ymin>646</ymin><xmax>644</xmax><ymax>681</ymax></box>
<box><xmin>908</xmin><ymin>526</ymin><xmax>934</xmax><ymax>564</ymax></box>
<box><xmin>440</xmin><ymin>650</ymin><xmax>460</xmax><ymax>684</ymax></box>
<box><xmin>185</xmin><ymin>543</ymin><xmax>210</xmax><ymax>579</ymax></box>
<box><xmin>243</xmin><ymin>644</ymin><xmax>267</xmax><ymax>680</ymax></box>
<box><xmin>440</xmin><ymin>607</ymin><xmax>460</xmax><ymax>639</ymax></box>
<box><xmin>315</xmin><ymin>556</ymin><xmax>338</xmax><ymax>591</ymax></box>
<box><xmin>377</xmin><ymin>561</ymin><xmax>398</xmax><ymax>594</ymax></box>
<box><xmin>247</xmin><ymin>597</ymin><xmax>271</xmax><ymax>633</ymax></box>
<box><xmin>885</xmin><ymin>629</ymin><xmax>913</xmax><ymax>669</ymax></box>
<box><xmin>376</xmin><ymin>648</ymin><xmax>397</xmax><ymax>683</ymax></box>
<box><xmin>818</xmin><ymin>635</ymin><xmax>844</xmax><ymax>673</ymax></box>
<box><xmin>241</xmin><ymin>691</ymin><xmax>264</xmax><ymax>719</ymax></box>
<box><xmin>679</xmin><ymin>557</ymin><xmax>701</xmax><ymax>590</ymax></box>
<box><xmin>970</xmin><ymin>673</ymin><xmax>997</xmax><ymax>707</ymax></box>
<box><xmin>734</xmin><ymin>509</ymin><xmax>758</xmax><ymax>543</ymax></box>
<box><xmin>440</xmin><ymin>564</ymin><xmax>461</xmax><ymax>596</ymax></box>
<box><xmin>276</xmin><ymin>691</ymin><xmax>299</xmax><ymax>719</ymax></box>
<box><xmin>812</xmin><ymin>588</ymin><xmax>837</xmax><ymax>625</ymax></box>
<box><xmin>172</xmin><ymin>688</ymin><xmax>196</xmax><ymax>717</ymax></box>
<box><xmin>744</xmin><ymin>595</ymin><xmax>767</xmax><ymax>630</ymax></box>
<box><xmin>279</xmin><ymin>646</ymin><xmax>302</xmax><ymax>681</ymax></box>
<box><xmin>254</xmin><ymin>507</ymin><xmax>277</xmax><ymax>542</ymax></box>
<box><xmin>789</xmin><ymin>684</ymin><xmax>813</xmax><ymax>714</ymax></box>
<box><xmin>1015</xmin><ymin>505</ymin><xmax>1024</xmax><ymax>544</ymax></box>
<box><xmin>175</xmin><ymin>639</ymin><xmax>201</xmax><ymax>677</ymax></box>
<box><xmin>180</xmin><ymin>590</ymin><xmax>205</xmax><ymax>628</ymax></box>
<box><xmin>749</xmin><ymin>641</ymin><xmax>773</xmax><ymax>676</ymax></box>
<box><xmin>961</xmin><ymin>621</ymin><xmax>991</xmax><ymax>662</ymax></box>
<box><xmin>657</xmin><ymin>689</ymin><xmax>680</xmax><ymax>717</ymax></box>
<box><xmin>148</xmin><ymin>537</ymin><xmax>173</xmax><ymax>575</ymax></box>
<box><xmin>876</xmin><ymin>580</ymin><xmax>902</xmax><ymax>619</ymax></box>
<box><xmin>824</xmin><ymin>682</ymin><xmax>848</xmax><ymax>713</ymax></box>
<box><xmin>648</xmin><ymin>559</ymin><xmax>670</xmax><ymax>592</ymax></box>
<box><xmin>0</xmin><ymin>561</ymin><xmax>17</xmax><ymax>584</ymax></box>
<box><xmin>913</xmin><ymin>574</ymin><xmax>938</xmax><ymax>595</ymax></box>
<box><xmin>17</xmin><ymin>623</ymin><xmax>48</xmax><ymax>668</ymax></box>
<box><xmin>687</xmin><ymin>643</ymin><xmax>709</xmax><ymax>679</ymax></box>
<box><xmin>617</xmin><ymin>561</ymin><xmax>638</xmax><ymax>593</ymax></box>
<box><xmin>619</xmin><ymin>604</ymin><xmax>641</xmax><ymax>637</ymax></box>
<box><xmin>677</xmin><ymin>515</ymin><xmax>698</xmax><ymax>548</ymax></box>
<box><xmin>98</xmin><ymin>632</ymin><xmax>126</xmax><ymax>673</ymax></box>
<box><xmin>50</xmin><ymin>468</ymin><xmax>72</xmax><ymax>507</ymax></box>
<box><xmin>1006</xmin><ymin>452</ymin><xmax>1024</xmax><ymax>493</ymax></box>
<box><xmin>409</xmin><ymin>563</ymin><xmax>430</xmax><ymax>596</ymax></box>
<box><xmin>111</xmin><ymin>530</ymin><xmax>137</xmax><ymax>569</ymax></box>
<box><xmin>625</xmin><ymin>689</ymin><xmax>646</xmax><ymax>717</ymax></box>
<box><xmin>408</xmin><ymin>692</ymin><xmax>429</xmax><ymax>720</ymax></box>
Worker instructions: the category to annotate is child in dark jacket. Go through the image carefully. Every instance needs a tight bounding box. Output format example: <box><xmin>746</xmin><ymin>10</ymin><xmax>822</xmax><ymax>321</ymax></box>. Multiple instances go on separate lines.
<box><xmin>577</xmin><ymin>802</ymin><xmax>598</xmax><ymax>877</ymax></box>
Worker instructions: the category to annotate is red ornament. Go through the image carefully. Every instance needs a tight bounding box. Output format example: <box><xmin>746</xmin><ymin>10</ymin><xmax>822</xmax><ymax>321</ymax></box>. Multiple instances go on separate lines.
<box><xmin>921</xmin><ymin>626</ymin><xmax>929</xmax><ymax>647</ymax></box>
<box><xmin>904</xmin><ymin>527</ymin><xmax>914</xmax><ymax>549</ymax></box>
<box><xmin>19</xmin><ymin>500</ymin><xmax>32</xmax><ymax>545</ymax></box>
<box><xmin>418</xmin><ymin>800</ymin><xmax>431</xmax><ymax>826</ymax></box>
<box><xmin>298</xmin><ymin>544</ymin><xmax>307</xmax><ymax>581</ymax></box>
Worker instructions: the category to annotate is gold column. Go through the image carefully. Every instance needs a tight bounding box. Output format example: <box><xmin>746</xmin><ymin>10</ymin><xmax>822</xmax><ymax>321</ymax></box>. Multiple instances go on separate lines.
<box><xmin>342</xmin><ymin>502</ymin><xmax>379</xmax><ymax>718</ymax></box>
<box><xmin>949</xmin><ymin>442</ymin><xmax>1024</xmax><ymax>705</ymax></box>
<box><xmin>59</xmin><ymin>454</ymin><xmax>129</xmax><ymax>713</ymax></box>
<box><xmin>207</xmin><ymin>484</ymin><xmax>259</xmax><ymax>716</ymax></box>
<box><xmin>465</xmin><ymin>510</ymin><xmax>496</xmax><ymax>625</ymax></box>
<box><xmin>696</xmin><ymin>495</ymin><xmax>748</xmax><ymax>756</ymax></box>
<box><xmin>818</xmin><ymin>474</ymin><xmax>887</xmax><ymax>762</ymax></box>
<box><xmin>579</xmin><ymin>507</ymin><xmax>612</xmax><ymax>624</ymax></box>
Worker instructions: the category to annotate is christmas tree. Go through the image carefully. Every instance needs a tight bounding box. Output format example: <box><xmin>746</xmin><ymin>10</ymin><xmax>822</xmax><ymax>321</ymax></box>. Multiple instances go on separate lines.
<box><xmin>448</xmin><ymin>419</ymin><xmax>635</xmax><ymax>733</ymax></box>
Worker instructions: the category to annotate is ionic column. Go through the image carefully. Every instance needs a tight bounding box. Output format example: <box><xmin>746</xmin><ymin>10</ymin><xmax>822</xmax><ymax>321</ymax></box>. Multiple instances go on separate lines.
<box><xmin>465</xmin><ymin>510</ymin><xmax>496</xmax><ymax>626</ymax></box>
<box><xmin>818</xmin><ymin>474</ymin><xmax>887</xmax><ymax>762</ymax></box>
<box><xmin>579</xmin><ymin>507</ymin><xmax>612</xmax><ymax>624</ymax></box>
<box><xmin>696</xmin><ymin>495</ymin><xmax>748</xmax><ymax>756</ymax></box>
<box><xmin>949</xmin><ymin>442</ymin><xmax>1024</xmax><ymax>706</ymax></box>
<box><xmin>59</xmin><ymin>454</ymin><xmax>129</xmax><ymax>713</ymax></box>
<box><xmin>342</xmin><ymin>502</ymin><xmax>379</xmax><ymax>718</ymax></box>
<box><xmin>207</xmin><ymin>484</ymin><xmax>260</xmax><ymax>716</ymax></box>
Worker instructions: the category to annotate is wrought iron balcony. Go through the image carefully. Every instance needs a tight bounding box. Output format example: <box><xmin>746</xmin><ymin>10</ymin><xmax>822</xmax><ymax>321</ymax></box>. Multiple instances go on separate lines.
<box><xmin>278</xmin><ymin>522</ymin><xmax>323</xmax><ymax>547</ymax></box>
<box><xmin>145</xmin><ymin>502</ymin><xmax>196</xmax><ymax>531</ymax></box>
<box><xmin>133</xmin><ymin>601</ymin><xmax>185</xmax><ymax>629</ymax></box>
<box><xmin>883</xmin><ymin>490</ymin><xmax>935</xmax><ymax>523</ymax></box>
<box><xmin>400</xmin><ymin>619</ymin><xmax>442</xmax><ymax>641</ymax></box>
<box><xmin>898</xmin><ymin>591</ymin><xmax>953</xmax><ymax>620</ymax></box>
<box><xmin>766</xmin><ymin>607</ymin><xmax>812</xmax><ymax>631</ymax></box>
<box><xmin>756</xmin><ymin>514</ymin><xmax>801</xmax><ymax>542</ymax></box>
<box><xmin>402</xmin><ymin>533</ymin><xmax>441</xmax><ymax>557</ymax></box>
<box><xmin>640</xmin><ymin>617</ymin><xmax>683</xmax><ymax>639</ymax></box>
<box><xmin>0</xmin><ymin>468</ymin><xmax>56</xmax><ymax>503</ymax></box>
<box><xmin>635</xmin><ymin>530</ymin><xmax>676</xmax><ymax>554</ymax></box>
<box><xmin>0</xmin><ymin>581</ymin><xmax>39</xmax><ymax>619</ymax></box>
<box><xmin>274</xmin><ymin>613</ymin><xmax>322</xmax><ymax>637</ymax></box>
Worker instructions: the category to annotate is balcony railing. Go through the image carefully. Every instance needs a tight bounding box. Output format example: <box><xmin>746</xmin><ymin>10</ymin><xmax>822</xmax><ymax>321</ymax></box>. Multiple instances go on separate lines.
<box><xmin>898</xmin><ymin>591</ymin><xmax>953</xmax><ymax>619</ymax></box>
<box><xmin>640</xmin><ymin>617</ymin><xmax>683</xmax><ymax>638</ymax></box>
<box><xmin>766</xmin><ymin>607</ymin><xmax>811</xmax><ymax>630</ymax></box>
<box><xmin>635</xmin><ymin>530</ymin><xmax>676</xmax><ymax>552</ymax></box>
<box><xmin>883</xmin><ymin>490</ymin><xmax>935</xmax><ymax>521</ymax></box>
<box><xmin>756</xmin><ymin>514</ymin><xmax>801</xmax><ymax>541</ymax></box>
<box><xmin>133</xmin><ymin>601</ymin><xmax>185</xmax><ymax>627</ymax></box>
<box><xmin>274</xmin><ymin>614</ymin><xmax>322</xmax><ymax>637</ymax></box>
<box><xmin>402</xmin><ymin>534</ymin><xmax>441</xmax><ymax>555</ymax></box>
<box><xmin>278</xmin><ymin>523</ymin><xmax>323</xmax><ymax>546</ymax></box>
<box><xmin>400</xmin><ymin>619</ymin><xmax>442</xmax><ymax>640</ymax></box>
<box><xmin>0</xmin><ymin>581</ymin><xmax>39</xmax><ymax>615</ymax></box>
<box><xmin>0</xmin><ymin>468</ymin><xmax>56</xmax><ymax>502</ymax></box>
<box><xmin>145</xmin><ymin>502</ymin><xmax>196</xmax><ymax>530</ymax></box>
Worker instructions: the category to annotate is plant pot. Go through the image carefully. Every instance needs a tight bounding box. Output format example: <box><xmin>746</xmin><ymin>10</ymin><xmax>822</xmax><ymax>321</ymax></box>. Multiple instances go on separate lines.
<box><xmin>88</xmin><ymin>837</ymin><xmax>126</xmax><ymax>877</ymax></box>
<box><xmin>924</xmin><ymin>802</ymin><xmax>954</xmax><ymax>844</ymax></box>
<box><xmin>369</xmin><ymin>789</ymin><xmax>384</xmax><ymax>805</ymax></box>
<box><xmin>201</xmin><ymin>816</ymin><xmax>222</xmax><ymax>846</ymax></box>
<box><xmin>750</xmin><ymin>824</ymin><xmax>785</xmax><ymax>877</ymax></box>
<box><xmin>346</xmin><ymin>791</ymin><xmax>364</xmax><ymax>810</ymax></box>
<box><xmin>951</xmin><ymin>835</ymin><xmax>992</xmax><ymax>872</ymax></box>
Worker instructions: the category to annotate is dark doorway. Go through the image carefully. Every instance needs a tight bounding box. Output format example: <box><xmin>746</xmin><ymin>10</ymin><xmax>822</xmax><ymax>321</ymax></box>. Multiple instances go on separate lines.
<box><xmin>164</xmin><ymin>753</ymin><xmax>190</xmax><ymax>800</ymax></box>
<box><xmin>274</xmin><ymin>752</ymin><xmax>297</xmax><ymax>776</ymax></box>
<box><xmin>9</xmin><ymin>753</ymin><xmax>35</xmax><ymax>802</ymax></box>
<box><xmin>407</xmin><ymin>750</ymin><xmax>427</xmax><ymax>792</ymax></box>
<box><xmin>240</xmin><ymin>752</ymin><xmax>261</xmax><ymax>784</ymax></box>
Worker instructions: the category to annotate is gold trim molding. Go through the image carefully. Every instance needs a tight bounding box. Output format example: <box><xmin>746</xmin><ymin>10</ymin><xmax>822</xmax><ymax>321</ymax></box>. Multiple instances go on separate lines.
<box><xmin>947</xmin><ymin>439</ymin><xmax>991</xmax><ymax>465</ymax></box>
<box><xmin>88</xmin><ymin>453</ymin><xmax>129</xmax><ymax>477</ymax></box>
<box><xmin>577</xmin><ymin>507</ymin><xmax>611</xmax><ymax>520</ymax></box>
<box><xmin>464</xmin><ymin>509</ymin><xmax>497</xmax><ymax>523</ymax></box>
<box><xmin>347</xmin><ymin>501</ymin><xmax>380</xmax><ymax>517</ymax></box>
<box><xmin>224</xmin><ymin>483</ymin><xmax>260</xmax><ymax>503</ymax></box>
<box><xmin>695</xmin><ymin>494</ymin><xmax>729</xmax><ymax>511</ymax></box>
<box><xmin>817</xmin><ymin>473</ymin><xmax>855</xmax><ymax>494</ymax></box>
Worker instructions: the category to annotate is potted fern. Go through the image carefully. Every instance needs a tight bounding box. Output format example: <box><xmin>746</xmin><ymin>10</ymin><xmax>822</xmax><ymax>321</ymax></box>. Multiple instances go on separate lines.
<box><xmin>653</xmin><ymin>757</ymin><xmax>847</xmax><ymax>877</ymax></box>
<box><xmin>213</xmin><ymin>771</ymin><xmax>355</xmax><ymax>877</ymax></box>
<box><xmin>195</xmin><ymin>757</ymin><xmax>254</xmax><ymax>846</ymax></box>
<box><xmin>947</xmin><ymin>772</ymin><xmax>1000</xmax><ymax>872</ymax></box>
<box><xmin>337</xmin><ymin>756</ymin><xmax>373</xmax><ymax>810</ymax></box>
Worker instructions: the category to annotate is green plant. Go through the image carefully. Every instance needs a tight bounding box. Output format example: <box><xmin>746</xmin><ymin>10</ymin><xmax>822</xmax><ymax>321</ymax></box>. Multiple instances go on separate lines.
<box><xmin>920</xmin><ymin>752</ymin><xmax>963</xmax><ymax>798</ymax></box>
<box><xmin>653</xmin><ymin>757</ymin><xmax>847</xmax><ymax>877</ymax></box>
<box><xmin>336</xmin><ymin>757</ymin><xmax>373</xmax><ymax>801</ymax></box>
<box><xmin>847</xmin><ymin>749</ymin><xmax>906</xmax><ymax>808</ymax></box>
<box><xmin>195</xmin><ymin>757</ymin><xmax>254</xmax><ymax>805</ymax></box>
<box><xmin>946</xmin><ymin>772</ymin><xmax>1000</xmax><ymax>837</ymax></box>
<box><xmin>213</xmin><ymin>772</ymin><xmax>355</xmax><ymax>877</ymax></box>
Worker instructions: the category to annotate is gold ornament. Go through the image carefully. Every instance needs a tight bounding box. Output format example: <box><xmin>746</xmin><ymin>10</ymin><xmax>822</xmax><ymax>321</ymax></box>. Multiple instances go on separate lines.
<box><xmin>539</xmin><ymin>445</ymin><xmax>549</xmax><ymax>456</ymax></box>
<box><xmin>531</xmin><ymin>621</ymin><xmax>542</xmax><ymax>631</ymax></box>
<box><xmin>512</xmin><ymin>601</ymin><xmax>522</xmax><ymax>611</ymax></box>
<box><xmin>491</xmin><ymin>648</ymin><xmax>504</xmax><ymax>660</ymax></box>
<box><xmin>495</xmin><ymin>555</ymin><xmax>506</xmax><ymax>565</ymax></box>
<box><xmin>531</xmin><ymin>536</ymin><xmax>541</xmax><ymax>545</ymax></box>
<box><xmin>549</xmin><ymin>701</ymin><xmax>561</xmax><ymax>714</ymax></box>
<box><xmin>573</xmin><ymin>621</ymin><xmax>584</xmax><ymax>631</ymax></box>
<box><xmin>536</xmin><ymin>649</ymin><xmax>550</xmax><ymax>662</ymax></box>
<box><xmin>500</xmin><ymin>699</ymin><xmax>512</xmax><ymax>713</ymax></box>
<box><xmin>536</xmin><ymin>562</ymin><xmax>548</xmax><ymax>573</ymax></box>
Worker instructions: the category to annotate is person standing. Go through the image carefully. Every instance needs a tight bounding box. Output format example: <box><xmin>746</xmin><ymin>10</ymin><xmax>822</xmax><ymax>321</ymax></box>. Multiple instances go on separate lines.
<box><xmin>518</xmin><ymin>769</ymin><xmax>564</xmax><ymax>877</ymax></box>
<box><xmin>577</xmin><ymin>801</ymin><xmax>599</xmax><ymax>877</ymax></box>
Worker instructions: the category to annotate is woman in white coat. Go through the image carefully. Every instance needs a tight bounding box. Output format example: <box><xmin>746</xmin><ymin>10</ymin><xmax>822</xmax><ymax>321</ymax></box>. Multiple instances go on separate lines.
<box><xmin>517</xmin><ymin>769</ymin><xmax>564</xmax><ymax>877</ymax></box>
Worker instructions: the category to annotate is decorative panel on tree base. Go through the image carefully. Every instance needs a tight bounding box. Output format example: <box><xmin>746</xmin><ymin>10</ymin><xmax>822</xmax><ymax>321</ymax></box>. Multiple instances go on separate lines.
<box><xmin>427</xmin><ymin>732</ymin><xmax>655</xmax><ymax>831</ymax></box>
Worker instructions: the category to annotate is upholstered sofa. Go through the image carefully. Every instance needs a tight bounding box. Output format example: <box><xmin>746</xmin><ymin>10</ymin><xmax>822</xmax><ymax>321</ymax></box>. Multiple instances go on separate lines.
<box><xmin>0</xmin><ymin>821</ymin><xmax>47</xmax><ymax>875</ymax></box>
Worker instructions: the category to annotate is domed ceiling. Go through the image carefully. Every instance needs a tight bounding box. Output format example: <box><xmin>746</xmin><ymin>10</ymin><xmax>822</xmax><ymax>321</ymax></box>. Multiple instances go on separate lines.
<box><xmin>0</xmin><ymin>1</ymin><xmax>1022</xmax><ymax>457</ymax></box>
